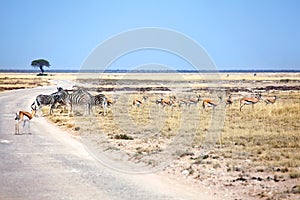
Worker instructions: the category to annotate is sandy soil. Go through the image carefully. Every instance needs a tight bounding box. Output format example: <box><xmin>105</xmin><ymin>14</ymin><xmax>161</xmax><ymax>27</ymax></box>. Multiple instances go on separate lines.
<box><xmin>0</xmin><ymin>75</ymin><xmax>229</xmax><ymax>200</ymax></box>
<box><xmin>1</xmin><ymin>72</ymin><xmax>300</xmax><ymax>200</ymax></box>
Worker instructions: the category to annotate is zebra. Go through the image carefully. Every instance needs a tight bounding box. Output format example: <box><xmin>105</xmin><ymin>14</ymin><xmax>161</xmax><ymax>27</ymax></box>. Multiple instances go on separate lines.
<box><xmin>31</xmin><ymin>93</ymin><xmax>62</xmax><ymax>115</ymax></box>
<box><xmin>51</xmin><ymin>87</ymin><xmax>94</xmax><ymax>116</ymax></box>
<box><xmin>92</xmin><ymin>93</ymin><xmax>108</xmax><ymax>115</ymax></box>
<box><xmin>52</xmin><ymin>87</ymin><xmax>71</xmax><ymax>113</ymax></box>
<box><xmin>69</xmin><ymin>89</ymin><xmax>93</xmax><ymax>115</ymax></box>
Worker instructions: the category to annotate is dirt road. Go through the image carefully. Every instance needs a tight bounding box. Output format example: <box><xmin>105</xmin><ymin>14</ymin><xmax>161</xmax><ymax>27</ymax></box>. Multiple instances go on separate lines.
<box><xmin>0</xmin><ymin>86</ymin><xmax>225</xmax><ymax>200</ymax></box>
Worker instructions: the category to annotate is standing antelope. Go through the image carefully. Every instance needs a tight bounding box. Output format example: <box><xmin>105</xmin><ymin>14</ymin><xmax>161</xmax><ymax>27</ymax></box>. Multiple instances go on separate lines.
<box><xmin>132</xmin><ymin>96</ymin><xmax>148</xmax><ymax>107</ymax></box>
<box><xmin>202</xmin><ymin>95</ymin><xmax>222</xmax><ymax>111</ymax></box>
<box><xmin>188</xmin><ymin>95</ymin><xmax>201</xmax><ymax>107</ymax></box>
<box><xmin>15</xmin><ymin>105</ymin><xmax>37</xmax><ymax>135</ymax></box>
<box><xmin>264</xmin><ymin>96</ymin><xmax>278</xmax><ymax>105</ymax></box>
<box><xmin>225</xmin><ymin>94</ymin><xmax>233</xmax><ymax>107</ymax></box>
<box><xmin>239</xmin><ymin>93</ymin><xmax>262</xmax><ymax>111</ymax></box>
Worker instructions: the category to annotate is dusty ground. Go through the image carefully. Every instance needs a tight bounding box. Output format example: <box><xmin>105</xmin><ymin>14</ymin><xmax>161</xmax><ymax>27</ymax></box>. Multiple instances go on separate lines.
<box><xmin>1</xmin><ymin>86</ymin><xmax>223</xmax><ymax>200</ymax></box>
<box><xmin>2</xmin><ymin>72</ymin><xmax>300</xmax><ymax>200</ymax></box>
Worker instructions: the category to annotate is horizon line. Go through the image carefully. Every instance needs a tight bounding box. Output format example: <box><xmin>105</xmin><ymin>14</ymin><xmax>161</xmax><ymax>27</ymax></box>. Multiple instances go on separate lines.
<box><xmin>1</xmin><ymin>69</ymin><xmax>300</xmax><ymax>73</ymax></box>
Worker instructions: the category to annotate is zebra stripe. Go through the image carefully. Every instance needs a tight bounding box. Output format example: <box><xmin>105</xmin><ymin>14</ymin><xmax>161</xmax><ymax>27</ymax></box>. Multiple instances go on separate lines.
<box><xmin>52</xmin><ymin>87</ymin><xmax>71</xmax><ymax>106</ymax></box>
<box><xmin>31</xmin><ymin>94</ymin><xmax>58</xmax><ymax>115</ymax></box>
<box><xmin>70</xmin><ymin>89</ymin><xmax>93</xmax><ymax>115</ymax></box>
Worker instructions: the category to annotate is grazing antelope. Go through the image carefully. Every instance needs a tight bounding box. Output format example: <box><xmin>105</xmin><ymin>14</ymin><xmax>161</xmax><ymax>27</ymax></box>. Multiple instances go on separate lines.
<box><xmin>132</xmin><ymin>96</ymin><xmax>148</xmax><ymax>107</ymax></box>
<box><xmin>188</xmin><ymin>95</ymin><xmax>201</xmax><ymax>107</ymax></box>
<box><xmin>15</xmin><ymin>105</ymin><xmax>37</xmax><ymax>135</ymax></box>
<box><xmin>176</xmin><ymin>98</ymin><xmax>189</xmax><ymax>108</ymax></box>
<box><xmin>161</xmin><ymin>96</ymin><xmax>176</xmax><ymax>108</ymax></box>
<box><xmin>264</xmin><ymin>96</ymin><xmax>278</xmax><ymax>105</ymax></box>
<box><xmin>107</xmin><ymin>99</ymin><xmax>113</xmax><ymax>107</ymax></box>
<box><xmin>225</xmin><ymin>94</ymin><xmax>233</xmax><ymax>107</ymax></box>
<box><xmin>239</xmin><ymin>93</ymin><xmax>262</xmax><ymax>111</ymax></box>
<box><xmin>155</xmin><ymin>98</ymin><xmax>164</xmax><ymax>105</ymax></box>
<box><xmin>202</xmin><ymin>95</ymin><xmax>223</xmax><ymax>111</ymax></box>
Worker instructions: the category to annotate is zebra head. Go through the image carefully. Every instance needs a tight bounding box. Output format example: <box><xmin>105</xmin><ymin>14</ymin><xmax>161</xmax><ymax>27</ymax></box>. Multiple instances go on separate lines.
<box><xmin>57</xmin><ymin>87</ymin><xmax>64</xmax><ymax>91</ymax></box>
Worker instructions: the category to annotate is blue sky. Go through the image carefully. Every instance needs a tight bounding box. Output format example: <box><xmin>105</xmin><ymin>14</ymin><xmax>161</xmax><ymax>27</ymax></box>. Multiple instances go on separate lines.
<box><xmin>0</xmin><ymin>0</ymin><xmax>299</xmax><ymax>71</ymax></box>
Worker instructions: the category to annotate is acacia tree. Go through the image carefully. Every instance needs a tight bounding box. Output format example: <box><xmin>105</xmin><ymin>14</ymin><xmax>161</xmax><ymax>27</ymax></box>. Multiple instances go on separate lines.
<box><xmin>31</xmin><ymin>59</ymin><xmax>50</xmax><ymax>74</ymax></box>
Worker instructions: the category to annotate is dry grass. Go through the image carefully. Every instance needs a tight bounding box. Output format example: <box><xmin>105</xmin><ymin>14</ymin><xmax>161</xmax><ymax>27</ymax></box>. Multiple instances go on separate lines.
<box><xmin>0</xmin><ymin>74</ymin><xmax>51</xmax><ymax>91</ymax></box>
<box><xmin>33</xmin><ymin>72</ymin><xmax>300</xmax><ymax>200</ymax></box>
<box><xmin>45</xmin><ymin>91</ymin><xmax>300</xmax><ymax>171</ymax></box>
<box><xmin>0</xmin><ymin>72</ymin><xmax>80</xmax><ymax>92</ymax></box>
<box><xmin>219</xmin><ymin>97</ymin><xmax>300</xmax><ymax>170</ymax></box>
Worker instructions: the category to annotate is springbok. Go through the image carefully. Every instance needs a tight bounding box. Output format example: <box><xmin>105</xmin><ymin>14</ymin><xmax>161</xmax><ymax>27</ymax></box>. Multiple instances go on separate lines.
<box><xmin>188</xmin><ymin>95</ymin><xmax>201</xmax><ymax>107</ymax></box>
<box><xmin>176</xmin><ymin>98</ymin><xmax>189</xmax><ymax>108</ymax></box>
<box><xmin>225</xmin><ymin>94</ymin><xmax>233</xmax><ymax>107</ymax></box>
<box><xmin>15</xmin><ymin>105</ymin><xmax>37</xmax><ymax>135</ymax></box>
<box><xmin>240</xmin><ymin>93</ymin><xmax>262</xmax><ymax>111</ymax></box>
<box><xmin>264</xmin><ymin>96</ymin><xmax>278</xmax><ymax>105</ymax></box>
<box><xmin>132</xmin><ymin>96</ymin><xmax>148</xmax><ymax>107</ymax></box>
<box><xmin>107</xmin><ymin>99</ymin><xmax>113</xmax><ymax>107</ymax></box>
<box><xmin>202</xmin><ymin>95</ymin><xmax>223</xmax><ymax>111</ymax></box>
<box><xmin>161</xmin><ymin>96</ymin><xmax>176</xmax><ymax>108</ymax></box>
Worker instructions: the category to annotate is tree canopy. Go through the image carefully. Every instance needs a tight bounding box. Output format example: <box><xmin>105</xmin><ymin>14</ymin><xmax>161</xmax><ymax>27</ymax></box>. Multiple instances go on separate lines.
<box><xmin>31</xmin><ymin>59</ymin><xmax>50</xmax><ymax>74</ymax></box>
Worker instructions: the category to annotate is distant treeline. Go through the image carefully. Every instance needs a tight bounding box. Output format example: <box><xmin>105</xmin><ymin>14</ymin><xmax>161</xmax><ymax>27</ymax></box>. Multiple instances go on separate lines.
<box><xmin>1</xmin><ymin>69</ymin><xmax>299</xmax><ymax>73</ymax></box>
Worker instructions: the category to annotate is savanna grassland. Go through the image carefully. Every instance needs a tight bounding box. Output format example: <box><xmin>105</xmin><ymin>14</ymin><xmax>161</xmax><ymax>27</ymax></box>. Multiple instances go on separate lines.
<box><xmin>5</xmin><ymin>72</ymin><xmax>299</xmax><ymax>200</ymax></box>
<box><xmin>0</xmin><ymin>73</ymin><xmax>51</xmax><ymax>91</ymax></box>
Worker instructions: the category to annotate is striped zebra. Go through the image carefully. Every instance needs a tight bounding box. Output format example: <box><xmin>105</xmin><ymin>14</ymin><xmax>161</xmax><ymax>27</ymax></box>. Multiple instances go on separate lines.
<box><xmin>53</xmin><ymin>87</ymin><xmax>71</xmax><ymax>113</ymax></box>
<box><xmin>50</xmin><ymin>88</ymin><xmax>94</xmax><ymax>116</ymax></box>
<box><xmin>31</xmin><ymin>92</ymin><xmax>62</xmax><ymax>115</ymax></box>
<box><xmin>92</xmin><ymin>93</ymin><xmax>108</xmax><ymax>115</ymax></box>
<box><xmin>69</xmin><ymin>89</ymin><xmax>93</xmax><ymax>115</ymax></box>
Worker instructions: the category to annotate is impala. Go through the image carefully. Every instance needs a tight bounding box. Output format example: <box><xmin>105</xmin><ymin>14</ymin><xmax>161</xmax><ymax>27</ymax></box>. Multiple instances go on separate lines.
<box><xmin>15</xmin><ymin>105</ymin><xmax>37</xmax><ymax>135</ymax></box>
<box><xmin>202</xmin><ymin>95</ymin><xmax>222</xmax><ymax>111</ymax></box>
<box><xmin>239</xmin><ymin>93</ymin><xmax>262</xmax><ymax>111</ymax></box>
<box><xmin>264</xmin><ymin>96</ymin><xmax>278</xmax><ymax>105</ymax></box>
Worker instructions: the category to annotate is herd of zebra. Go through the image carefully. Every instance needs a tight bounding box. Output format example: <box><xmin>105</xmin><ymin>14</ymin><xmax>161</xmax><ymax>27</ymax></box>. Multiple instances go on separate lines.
<box><xmin>31</xmin><ymin>87</ymin><xmax>109</xmax><ymax>116</ymax></box>
<box><xmin>15</xmin><ymin>87</ymin><xmax>108</xmax><ymax>134</ymax></box>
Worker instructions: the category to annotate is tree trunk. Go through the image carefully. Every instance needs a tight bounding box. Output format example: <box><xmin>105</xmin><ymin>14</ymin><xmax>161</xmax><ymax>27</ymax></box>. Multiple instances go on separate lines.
<box><xmin>39</xmin><ymin>65</ymin><xmax>44</xmax><ymax>74</ymax></box>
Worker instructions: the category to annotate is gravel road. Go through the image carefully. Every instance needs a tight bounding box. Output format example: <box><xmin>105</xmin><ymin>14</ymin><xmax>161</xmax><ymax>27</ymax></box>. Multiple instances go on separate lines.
<box><xmin>0</xmin><ymin>86</ymin><xmax>222</xmax><ymax>200</ymax></box>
